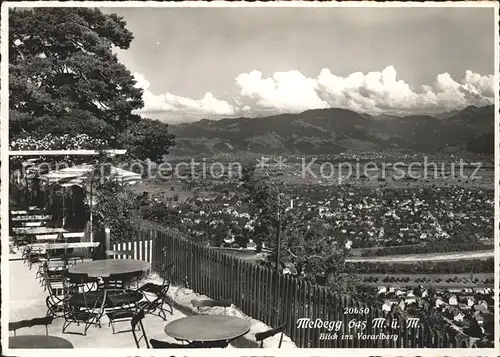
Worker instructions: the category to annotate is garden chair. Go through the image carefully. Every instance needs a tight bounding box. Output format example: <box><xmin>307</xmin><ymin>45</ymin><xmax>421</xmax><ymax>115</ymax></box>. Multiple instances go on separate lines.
<box><xmin>136</xmin><ymin>280</ymin><xmax>173</xmax><ymax>320</ymax></box>
<box><xmin>138</xmin><ymin>263</ymin><xmax>174</xmax><ymax>292</ymax></box>
<box><xmin>9</xmin><ymin>316</ymin><xmax>54</xmax><ymax>336</ymax></box>
<box><xmin>62</xmin><ymin>270</ymin><xmax>98</xmax><ymax>294</ymax></box>
<box><xmin>37</xmin><ymin>255</ymin><xmax>66</xmax><ymax>284</ymax></box>
<box><xmin>97</xmin><ymin>272</ymin><xmax>134</xmax><ymax>291</ymax></box>
<box><xmin>255</xmin><ymin>323</ymin><xmax>287</xmax><ymax>348</ymax></box>
<box><xmin>191</xmin><ymin>298</ymin><xmax>232</xmax><ymax>315</ymax></box>
<box><xmin>115</xmin><ymin>270</ymin><xmax>144</xmax><ymax>290</ymax></box>
<box><xmin>62</xmin><ymin>289</ymin><xmax>107</xmax><ymax>336</ymax></box>
<box><xmin>25</xmin><ymin>245</ymin><xmax>47</xmax><ymax>270</ymax></box>
<box><xmin>104</xmin><ymin>272</ymin><xmax>144</xmax><ymax>334</ymax></box>
<box><xmin>41</xmin><ymin>261</ymin><xmax>65</xmax><ymax>292</ymax></box>
<box><xmin>131</xmin><ymin>310</ymin><xmax>150</xmax><ymax>348</ymax></box>
<box><xmin>45</xmin><ymin>276</ymin><xmax>68</xmax><ymax>318</ymax></box>
<box><xmin>106</xmin><ymin>306</ymin><xmax>138</xmax><ymax>335</ymax></box>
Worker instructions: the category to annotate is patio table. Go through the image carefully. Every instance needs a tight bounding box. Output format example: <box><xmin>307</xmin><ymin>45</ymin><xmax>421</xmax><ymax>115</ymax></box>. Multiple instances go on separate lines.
<box><xmin>36</xmin><ymin>234</ymin><xmax>59</xmax><ymax>241</ymax></box>
<box><xmin>68</xmin><ymin>259</ymin><xmax>151</xmax><ymax>278</ymax></box>
<box><xmin>164</xmin><ymin>315</ymin><xmax>251</xmax><ymax>343</ymax></box>
<box><xmin>13</xmin><ymin>227</ymin><xmax>66</xmax><ymax>235</ymax></box>
<box><xmin>12</xmin><ymin>215</ymin><xmax>52</xmax><ymax>222</ymax></box>
<box><xmin>9</xmin><ymin>335</ymin><xmax>73</xmax><ymax>349</ymax></box>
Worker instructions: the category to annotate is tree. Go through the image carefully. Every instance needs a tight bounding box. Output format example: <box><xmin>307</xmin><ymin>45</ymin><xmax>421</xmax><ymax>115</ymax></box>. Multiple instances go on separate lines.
<box><xmin>119</xmin><ymin>118</ymin><xmax>175</xmax><ymax>163</ymax></box>
<box><xmin>9</xmin><ymin>8</ymin><xmax>173</xmax><ymax>162</ymax></box>
<box><xmin>241</xmin><ymin>165</ymin><xmax>373</xmax><ymax>300</ymax></box>
<box><xmin>241</xmin><ymin>165</ymin><xmax>280</xmax><ymax>252</ymax></box>
<box><xmin>92</xmin><ymin>179</ymin><xmax>140</xmax><ymax>243</ymax></box>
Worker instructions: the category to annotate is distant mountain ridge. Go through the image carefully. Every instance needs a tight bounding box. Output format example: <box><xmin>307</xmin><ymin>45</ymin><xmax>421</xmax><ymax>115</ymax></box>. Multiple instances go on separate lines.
<box><xmin>168</xmin><ymin>105</ymin><xmax>494</xmax><ymax>155</ymax></box>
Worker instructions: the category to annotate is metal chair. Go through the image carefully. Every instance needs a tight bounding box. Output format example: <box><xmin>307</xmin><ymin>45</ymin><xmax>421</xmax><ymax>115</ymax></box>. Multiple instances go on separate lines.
<box><xmin>137</xmin><ymin>263</ymin><xmax>173</xmax><ymax>292</ymax></box>
<box><xmin>105</xmin><ymin>274</ymin><xmax>144</xmax><ymax>335</ymax></box>
<box><xmin>136</xmin><ymin>280</ymin><xmax>172</xmax><ymax>320</ymax></box>
<box><xmin>9</xmin><ymin>316</ymin><xmax>54</xmax><ymax>336</ymax></box>
<box><xmin>190</xmin><ymin>340</ymin><xmax>230</xmax><ymax>348</ymax></box>
<box><xmin>62</xmin><ymin>289</ymin><xmax>107</xmax><ymax>336</ymax></box>
<box><xmin>131</xmin><ymin>310</ymin><xmax>149</xmax><ymax>348</ymax></box>
<box><xmin>255</xmin><ymin>323</ymin><xmax>287</xmax><ymax>348</ymax></box>
<box><xmin>45</xmin><ymin>270</ymin><xmax>68</xmax><ymax>318</ymax></box>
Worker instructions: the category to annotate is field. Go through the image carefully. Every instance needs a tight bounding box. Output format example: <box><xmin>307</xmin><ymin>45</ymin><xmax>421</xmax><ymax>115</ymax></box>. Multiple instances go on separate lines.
<box><xmin>132</xmin><ymin>180</ymin><xmax>194</xmax><ymax>202</ymax></box>
<box><xmin>345</xmin><ymin>250</ymin><xmax>494</xmax><ymax>263</ymax></box>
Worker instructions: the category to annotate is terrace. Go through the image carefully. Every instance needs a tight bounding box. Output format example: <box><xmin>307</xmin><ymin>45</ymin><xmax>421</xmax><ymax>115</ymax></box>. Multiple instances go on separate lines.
<box><xmin>8</xmin><ymin>244</ymin><xmax>289</xmax><ymax>349</ymax></box>
<box><xmin>6</xmin><ymin>161</ymin><xmax>288</xmax><ymax>350</ymax></box>
<box><xmin>9</xmin><ymin>256</ymin><xmax>189</xmax><ymax>348</ymax></box>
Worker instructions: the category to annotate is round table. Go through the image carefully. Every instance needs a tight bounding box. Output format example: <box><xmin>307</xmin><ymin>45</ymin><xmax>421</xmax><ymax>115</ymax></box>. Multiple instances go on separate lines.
<box><xmin>165</xmin><ymin>315</ymin><xmax>251</xmax><ymax>342</ymax></box>
<box><xmin>68</xmin><ymin>259</ymin><xmax>151</xmax><ymax>277</ymax></box>
<box><xmin>9</xmin><ymin>335</ymin><xmax>74</xmax><ymax>349</ymax></box>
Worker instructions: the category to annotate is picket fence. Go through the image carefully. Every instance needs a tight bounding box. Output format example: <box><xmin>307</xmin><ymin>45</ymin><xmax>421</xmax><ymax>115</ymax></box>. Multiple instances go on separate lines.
<box><xmin>111</xmin><ymin>220</ymin><xmax>464</xmax><ymax>348</ymax></box>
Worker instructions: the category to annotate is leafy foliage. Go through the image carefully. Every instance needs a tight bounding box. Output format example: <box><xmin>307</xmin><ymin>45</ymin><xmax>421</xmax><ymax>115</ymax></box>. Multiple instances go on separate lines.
<box><xmin>120</xmin><ymin>118</ymin><xmax>175</xmax><ymax>163</ymax></box>
<box><xmin>9</xmin><ymin>8</ymin><xmax>174</xmax><ymax>163</ymax></box>
<box><xmin>360</xmin><ymin>242</ymin><xmax>492</xmax><ymax>257</ymax></box>
<box><xmin>139</xmin><ymin>201</ymin><xmax>182</xmax><ymax>228</ymax></box>
<box><xmin>346</xmin><ymin>258</ymin><xmax>494</xmax><ymax>274</ymax></box>
<box><xmin>10</xmin><ymin>133</ymin><xmax>108</xmax><ymax>150</ymax></box>
<box><xmin>92</xmin><ymin>179</ymin><xmax>140</xmax><ymax>243</ymax></box>
<box><xmin>240</xmin><ymin>165</ymin><xmax>368</xmax><ymax>299</ymax></box>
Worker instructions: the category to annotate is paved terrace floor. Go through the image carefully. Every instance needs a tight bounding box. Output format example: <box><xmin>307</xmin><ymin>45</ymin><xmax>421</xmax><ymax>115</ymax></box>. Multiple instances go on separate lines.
<box><xmin>8</xmin><ymin>257</ymin><xmax>233</xmax><ymax>349</ymax></box>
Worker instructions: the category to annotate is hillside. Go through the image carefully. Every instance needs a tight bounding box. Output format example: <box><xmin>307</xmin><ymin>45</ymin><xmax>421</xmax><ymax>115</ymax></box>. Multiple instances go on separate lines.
<box><xmin>168</xmin><ymin>105</ymin><xmax>494</xmax><ymax>155</ymax></box>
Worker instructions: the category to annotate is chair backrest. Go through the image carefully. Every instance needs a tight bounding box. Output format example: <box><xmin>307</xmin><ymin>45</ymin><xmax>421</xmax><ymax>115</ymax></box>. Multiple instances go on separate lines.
<box><xmin>158</xmin><ymin>263</ymin><xmax>174</xmax><ymax>285</ymax></box>
<box><xmin>131</xmin><ymin>310</ymin><xmax>149</xmax><ymax>348</ymax></box>
<box><xmin>149</xmin><ymin>339</ymin><xmax>195</xmax><ymax>349</ymax></box>
<box><xmin>198</xmin><ymin>340</ymin><xmax>230</xmax><ymax>348</ymax></box>
<box><xmin>255</xmin><ymin>323</ymin><xmax>287</xmax><ymax>348</ymax></box>
<box><xmin>191</xmin><ymin>299</ymin><xmax>232</xmax><ymax>314</ymax></box>
<box><xmin>23</xmin><ymin>221</ymin><xmax>43</xmax><ymax>227</ymax></box>
<box><xmin>9</xmin><ymin>316</ymin><xmax>54</xmax><ymax>336</ymax></box>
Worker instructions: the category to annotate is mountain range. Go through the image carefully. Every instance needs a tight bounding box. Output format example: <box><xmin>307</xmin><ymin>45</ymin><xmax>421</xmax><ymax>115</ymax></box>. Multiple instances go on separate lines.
<box><xmin>168</xmin><ymin>105</ymin><xmax>494</xmax><ymax>155</ymax></box>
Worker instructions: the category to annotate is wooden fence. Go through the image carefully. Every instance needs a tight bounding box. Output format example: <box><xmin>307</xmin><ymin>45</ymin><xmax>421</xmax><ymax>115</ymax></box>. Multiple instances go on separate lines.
<box><xmin>113</xmin><ymin>220</ymin><xmax>463</xmax><ymax>348</ymax></box>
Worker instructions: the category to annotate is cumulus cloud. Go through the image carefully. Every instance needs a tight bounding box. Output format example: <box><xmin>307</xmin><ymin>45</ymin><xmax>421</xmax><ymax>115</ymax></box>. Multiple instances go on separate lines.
<box><xmin>235</xmin><ymin>66</ymin><xmax>494</xmax><ymax>115</ymax></box>
<box><xmin>235</xmin><ymin>70</ymin><xmax>329</xmax><ymax>112</ymax></box>
<box><xmin>133</xmin><ymin>67</ymin><xmax>494</xmax><ymax>123</ymax></box>
<box><xmin>133</xmin><ymin>73</ymin><xmax>236</xmax><ymax>118</ymax></box>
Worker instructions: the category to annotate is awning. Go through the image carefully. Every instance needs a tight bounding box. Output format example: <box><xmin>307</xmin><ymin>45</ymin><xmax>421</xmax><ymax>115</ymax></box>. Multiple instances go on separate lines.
<box><xmin>42</xmin><ymin>164</ymin><xmax>142</xmax><ymax>186</ymax></box>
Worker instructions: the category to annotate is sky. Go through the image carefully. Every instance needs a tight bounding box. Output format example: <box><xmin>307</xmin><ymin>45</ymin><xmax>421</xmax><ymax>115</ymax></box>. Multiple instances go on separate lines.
<box><xmin>104</xmin><ymin>6</ymin><xmax>496</xmax><ymax>123</ymax></box>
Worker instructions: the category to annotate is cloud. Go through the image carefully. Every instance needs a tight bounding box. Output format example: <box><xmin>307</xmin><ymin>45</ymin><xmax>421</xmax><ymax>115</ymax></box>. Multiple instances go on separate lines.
<box><xmin>235</xmin><ymin>70</ymin><xmax>329</xmax><ymax>112</ymax></box>
<box><xmin>235</xmin><ymin>66</ymin><xmax>494</xmax><ymax>115</ymax></box>
<box><xmin>133</xmin><ymin>73</ymin><xmax>236</xmax><ymax>119</ymax></box>
<box><xmin>133</xmin><ymin>67</ymin><xmax>494</xmax><ymax>123</ymax></box>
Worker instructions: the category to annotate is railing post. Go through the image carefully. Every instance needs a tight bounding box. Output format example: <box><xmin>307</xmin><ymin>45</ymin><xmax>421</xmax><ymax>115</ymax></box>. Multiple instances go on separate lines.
<box><xmin>104</xmin><ymin>227</ymin><xmax>110</xmax><ymax>259</ymax></box>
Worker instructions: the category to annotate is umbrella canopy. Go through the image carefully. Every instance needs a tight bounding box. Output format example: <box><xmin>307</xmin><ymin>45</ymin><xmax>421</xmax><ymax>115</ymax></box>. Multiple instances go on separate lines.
<box><xmin>41</xmin><ymin>163</ymin><xmax>141</xmax><ymax>242</ymax></box>
<box><xmin>42</xmin><ymin>164</ymin><xmax>142</xmax><ymax>186</ymax></box>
